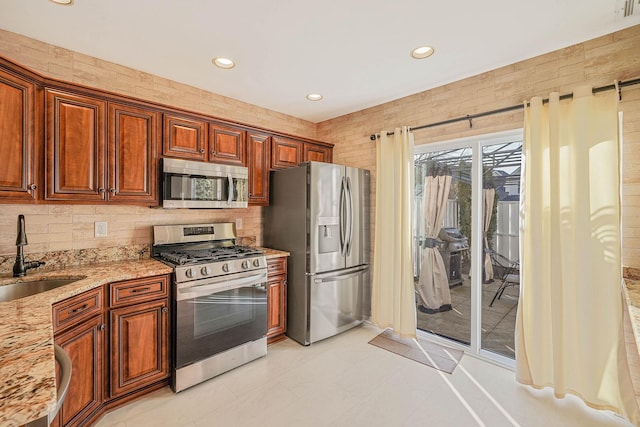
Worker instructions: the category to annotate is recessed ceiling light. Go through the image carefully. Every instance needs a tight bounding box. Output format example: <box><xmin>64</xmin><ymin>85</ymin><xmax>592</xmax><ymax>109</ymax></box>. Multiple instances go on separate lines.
<box><xmin>411</xmin><ymin>46</ymin><xmax>435</xmax><ymax>59</ymax></box>
<box><xmin>212</xmin><ymin>57</ymin><xmax>236</xmax><ymax>69</ymax></box>
<box><xmin>306</xmin><ymin>93</ymin><xmax>323</xmax><ymax>101</ymax></box>
<box><xmin>49</xmin><ymin>0</ymin><xmax>73</xmax><ymax>4</ymax></box>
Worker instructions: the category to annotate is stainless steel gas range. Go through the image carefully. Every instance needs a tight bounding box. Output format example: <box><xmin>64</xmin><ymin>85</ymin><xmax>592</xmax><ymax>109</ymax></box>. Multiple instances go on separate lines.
<box><xmin>152</xmin><ymin>222</ymin><xmax>267</xmax><ymax>392</ymax></box>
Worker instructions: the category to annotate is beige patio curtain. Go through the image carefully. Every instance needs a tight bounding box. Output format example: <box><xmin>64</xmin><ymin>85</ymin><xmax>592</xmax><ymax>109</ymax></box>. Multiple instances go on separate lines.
<box><xmin>416</xmin><ymin>175</ymin><xmax>452</xmax><ymax>310</ymax></box>
<box><xmin>517</xmin><ymin>86</ymin><xmax>639</xmax><ymax>424</ymax></box>
<box><xmin>371</xmin><ymin>127</ymin><xmax>417</xmax><ymax>338</ymax></box>
<box><xmin>482</xmin><ymin>188</ymin><xmax>495</xmax><ymax>282</ymax></box>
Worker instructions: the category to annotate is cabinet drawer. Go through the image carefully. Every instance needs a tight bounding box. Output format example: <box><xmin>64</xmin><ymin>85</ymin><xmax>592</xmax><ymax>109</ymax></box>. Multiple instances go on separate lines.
<box><xmin>267</xmin><ymin>257</ymin><xmax>287</xmax><ymax>276</ymax></box>
<box><xmin>53</xmin><ymin>286</ymin><xmax>104</xmax><ymax>334</ymax></box>
<box><xmin>109</xmin><ymin>275</ymin><xmax>169</xmax><ymax>307</ymax></box>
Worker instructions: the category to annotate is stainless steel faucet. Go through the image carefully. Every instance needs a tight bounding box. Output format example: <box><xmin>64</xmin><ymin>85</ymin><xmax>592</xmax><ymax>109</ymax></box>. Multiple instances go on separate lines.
<box><xmin>13</xmin><ymin>214</ymin><xmax>45</xmax><ymax>277</ymax></box>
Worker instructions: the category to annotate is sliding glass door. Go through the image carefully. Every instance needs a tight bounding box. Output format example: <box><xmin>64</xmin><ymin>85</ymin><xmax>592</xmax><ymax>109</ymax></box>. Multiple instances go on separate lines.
<box><xmin>413</xmin><ymin>130</ymin><xmax>522</xmax><ymax>363</ymax></box>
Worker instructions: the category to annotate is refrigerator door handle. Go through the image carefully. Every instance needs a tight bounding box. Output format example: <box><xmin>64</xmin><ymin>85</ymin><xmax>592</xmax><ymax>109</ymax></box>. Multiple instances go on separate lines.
<box><xmin>313</xmin><ymin>265</ymin><xmax>368</xmax><ymax>283</ymax></box>
<box><xmin>339</xmin><ymin>176</ymin><xmax>347</xmax><ymax>256</ymax></box>
<box><xmin>345</xmin><ymin>176</ymin><xmax>354</xmax><ymax>256</ymax></box>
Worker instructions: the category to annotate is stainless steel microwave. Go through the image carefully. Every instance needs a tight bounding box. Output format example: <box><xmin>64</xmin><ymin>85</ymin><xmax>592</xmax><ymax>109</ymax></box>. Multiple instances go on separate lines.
<box><xmin>161</xmin><ymin>158</ymin><xmax>248</xmax><ymax>208</ymax></box>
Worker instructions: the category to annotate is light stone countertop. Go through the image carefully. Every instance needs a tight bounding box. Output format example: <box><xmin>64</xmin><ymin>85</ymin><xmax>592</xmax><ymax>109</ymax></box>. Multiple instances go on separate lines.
<box><xmin>257</xmin><ymin>247</ymin><xmax>290</xmax><ymax>259</ymax></box>
<box><xmin>625</xmin><ymin>277</ymin><xmax>640</xmax><ymax>353</ymax></box>
<box><xmin>0</xmin><ymin>259</ymin><xmax>173</xmax><ymax>427</ymax></box>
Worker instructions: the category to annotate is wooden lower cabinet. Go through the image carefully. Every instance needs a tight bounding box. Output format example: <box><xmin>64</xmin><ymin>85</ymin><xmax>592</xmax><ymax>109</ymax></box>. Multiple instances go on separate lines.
<box><xmin>266</xmin><ymin>257</ymin><xmax>287</xmax><ymax>343</ymax></box>
<box><xmin>52</xmin><ymin>314</ymin><xmax>106</xmax><ymax>427</ymax></box>
<box><xmin>109</xmin><ymin>299</ymin><xmax>169</xmax><ymax>398</ymax></box>
<box><xmin>50</xmin><ymin>275</ymin><xmax>170</xmax><ymax>426</ymax></box>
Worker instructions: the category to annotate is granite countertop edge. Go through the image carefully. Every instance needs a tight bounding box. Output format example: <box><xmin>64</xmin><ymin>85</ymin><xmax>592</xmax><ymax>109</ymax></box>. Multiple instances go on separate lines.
<box><xmin>624</xmin><ymin>276</ymin><xmax>640</xmax><ymax>358</ymax></box>
<box><xmin>258</xmin><ymin>247</ymin><xmax>290</xmax><ymax>259</ymax></box>
<box><xmin>0</xmin><ymin>258</ymin><xmax>173</xmax><ymax>427</ymax></box>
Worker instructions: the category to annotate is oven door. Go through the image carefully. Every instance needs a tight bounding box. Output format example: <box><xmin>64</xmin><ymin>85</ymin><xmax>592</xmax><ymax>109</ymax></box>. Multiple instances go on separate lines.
<box><xmin>174</xmin><ymin>270</ymin><xmax>267</xmax><ymax>370</ymax></box>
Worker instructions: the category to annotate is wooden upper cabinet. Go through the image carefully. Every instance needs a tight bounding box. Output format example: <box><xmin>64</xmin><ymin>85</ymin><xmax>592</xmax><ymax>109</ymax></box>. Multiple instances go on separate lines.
<box><xmin>162</xmin><ymin>113</ymin><xmax>208</xmax><ymax>161</ymax></box>
<box><xmin>246</xmin><ymin>131</ymin><xmax>271</xmax><ymax>205</ymax></box>
<box><xmin>271</xmin><ymin>136</ymin><xmax>302</xmax><ymax>170</ymax></box>
<box><xmin>304</xmin><ymin>143</ymin><xmax>332</xmax><ymax>163</ymax></box>
<box><xmin>108</xmin><ymin>102</ymin><xmax>160</xmax><ymax>205</ymax></box>
<box><xmin>0</xmin><ymin>67</ymin><xmax>39</xmax><ymax>202</ymax></box>
<box><xmin>45</xmin><ymin>89</ymin><xmax>107</xmax><ymax>202</ymax></box>
<box><xmin>209</xmin><ymin>123</ymin><xmax>245</xmax><ymax>165</ymax></box>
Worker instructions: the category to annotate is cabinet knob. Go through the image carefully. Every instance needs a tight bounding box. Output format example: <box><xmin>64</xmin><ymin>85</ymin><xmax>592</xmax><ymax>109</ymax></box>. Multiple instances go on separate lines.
<box><xmin>200</xmin><ymin>149</ymin><xmax>205</xmax><ymax>154</ymax></box>
<box><xmin>162</xmin><ymin>307</ymin><xmax>168</xmax><ymax>313</ymax></box>
<box><xmin>29</xmin><ymin>184</ymin><xmax>37</xmax><ymax>191</ymax></box>
<box><xmin>109</xmin><ymin>188</ymin><xmax>117</xmax><ymax>194</ymax></box>
<box><xmin>98</xmin><ymin>324</ymin><xmax>105</xmax><ymax>331</ymax></box>
<box><xmin>98</xmin><ymin>188</ymin><xmax>105</xmax><ymax>193</ymax></box>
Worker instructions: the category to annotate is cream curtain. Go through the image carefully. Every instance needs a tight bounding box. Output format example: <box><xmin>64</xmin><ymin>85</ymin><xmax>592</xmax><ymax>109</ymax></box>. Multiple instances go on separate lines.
<box><xmin>483</xmin><ymin>188</ymin><xmax>495</xmax><ymax>282</ymax></box>
<box><xmin>371</xmin><ymin>127</ymin><xmax>417</xmax><ymax>338</ymax></box>
<box><xmin>416</xmin><ymin>175</ymin><xmax>452</xmax><ymax>311</ymax></box>
<box><xmin>516</xmin><ymin>86</ymin><xmax>639</xmax><ymax>424</ymax></box>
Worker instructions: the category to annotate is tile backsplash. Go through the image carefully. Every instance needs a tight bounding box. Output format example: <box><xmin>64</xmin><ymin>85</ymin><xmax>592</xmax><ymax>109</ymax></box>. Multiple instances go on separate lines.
<box><xmin>0</xmin><ymin>204</ymin><xmax>263</xmax><ymax>273</ymax></box>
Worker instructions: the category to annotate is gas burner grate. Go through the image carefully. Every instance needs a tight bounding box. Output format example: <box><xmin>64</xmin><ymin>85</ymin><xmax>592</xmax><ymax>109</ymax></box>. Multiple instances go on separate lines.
<box><xmin>160</xmin><ymin>246</ymin><xmax>264</xmax><ymax>265</ymax></box>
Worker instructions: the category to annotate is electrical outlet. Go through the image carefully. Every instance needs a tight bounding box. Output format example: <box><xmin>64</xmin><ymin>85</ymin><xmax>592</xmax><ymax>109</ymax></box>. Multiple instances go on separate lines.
<box><xmin>95</xmin><ymin>221</ymin><xmax>108</xmax><ymax>237</ymax></box>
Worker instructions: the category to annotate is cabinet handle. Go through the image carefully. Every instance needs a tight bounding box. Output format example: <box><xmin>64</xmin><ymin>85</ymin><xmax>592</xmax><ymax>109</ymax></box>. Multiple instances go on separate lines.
<box><xmin>211</xmin><ymin>151</ymin><xmax>216</xmax><ymax>155</ymax></box>
<box><xmin>98</xmin><ymin>324</ymin><xmax>105</xmax><ymax>331</ymax></box>
<box><xmin>29</xmin><ymin>184</ymin><xmax>37</xmax><ymax>191</ymax></box>
<box><xmin>109</xmin><ymin>188</ymin><xmax>117</xmax><ymax>194</ymax></box>
<box><xmin>200</xmin><ymin>149</ymin><xmax>205</xmax><ymax>154</ymax></box>
<box><xmin>69</xmin><ymin>303</ymin><xmax>88</xmax><ymax>314</ymax></box>
<box><xmin>98</xmin><ymin>188</ymin><xmax>105</xmax><ymax>193</ymax></box>
<box><xmin>131</xmin><ymin>287</ymin><xmax>150</xmax><ymax>293</ymax></box>
<box><xmin>162</xmin><ymin>307</ymin><xmax>168</xmax><ymax>313</ymax></box>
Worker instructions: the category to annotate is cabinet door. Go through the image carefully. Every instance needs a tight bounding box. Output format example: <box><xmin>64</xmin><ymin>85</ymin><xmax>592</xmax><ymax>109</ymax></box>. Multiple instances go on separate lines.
<box><xmin>266</xmin><ymin>257</ymin><xmax>287</xmax><ymax>343</ymax></box>
<box><xmin>108</xmin><ymin>102</ymin><xmax>160</xmax><ymax>204</ymax></box>
<box><xmin>110</xmin><ymin>299</ymin><xmax>169</xmax><ymax>398</ymax></box>
<box><xmin>304</xmin><ymin>143</ymin><xmax>332</xmax><ymax>163</ymax></box>
<box><xmin>52</xmin><ymin>314</ymin><xmax>105</xmax><ymax>427</ymax></box>
<box><xmin>162</xmin><ymin>113</ymin><xmax>208</xmax><ymax>161</ymax></box>
<box><xmin>246</xmin><ymin>131</ymin><xmax>270</xmax><ymax>205</ymax></box>
<box><xmin>0</xmin><ymin>68</ymin><xmax>39</xmax><ymax>202</ymax></box>
<box><xmin>209</xmin><ymin>124</ymin><xmax>245</xmax><ymax>165</ymax></box>
<box><xmin>271</xmin><ymin>136</ymin><xmax>302</xmax><ymax>170</ymax></box>
<box><xmin>45</xmin><ymin>89</ymin><xmax>106</xmax><ymax>201</ymax></box>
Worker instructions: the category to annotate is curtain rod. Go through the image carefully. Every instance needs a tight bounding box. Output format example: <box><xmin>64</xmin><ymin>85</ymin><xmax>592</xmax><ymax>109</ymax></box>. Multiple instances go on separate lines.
<box><xmin>369</xmin><ymin>77</ymin><xmax>640</xmax><ymax>141</ymax></box>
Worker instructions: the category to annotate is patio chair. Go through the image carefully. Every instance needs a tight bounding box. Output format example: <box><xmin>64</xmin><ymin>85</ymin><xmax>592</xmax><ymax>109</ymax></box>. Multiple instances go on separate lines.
<box><xmin>486</xmin><ymin>249</ymin><xmax>520</xmax><ymax>307</ymax></box>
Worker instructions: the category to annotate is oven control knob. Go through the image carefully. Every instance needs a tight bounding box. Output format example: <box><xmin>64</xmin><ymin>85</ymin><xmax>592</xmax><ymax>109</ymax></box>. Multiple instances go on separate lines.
<box><xmin>201</xmin><ymin>266</ymin><xmax>211</xmax><ymax>276</ymax></box>
<box><xmin>222</xmin><ymin>263</ymin><xmax>230</xmax><ymax>273</ymax></box>
<box><xmin>185</xmin><ymin>268</ymin><xmax>194</xmax><ymax>279</ymax></box>
<box><xmin>242</xmin><ymin>260</ymin><xmax>249</xmax><ymax>269</ymax></box>
<box><xmin>253</xmin><ymin>259</ymin><xmax>261</xmax><ymax>268</ymax></box>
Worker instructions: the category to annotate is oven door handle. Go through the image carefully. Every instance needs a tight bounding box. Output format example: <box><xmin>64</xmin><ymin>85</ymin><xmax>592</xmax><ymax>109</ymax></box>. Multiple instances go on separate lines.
<box><xmin>177</xmin><ymin>271</ymin><xmax>267</xmax><ymax>300</ymax></box>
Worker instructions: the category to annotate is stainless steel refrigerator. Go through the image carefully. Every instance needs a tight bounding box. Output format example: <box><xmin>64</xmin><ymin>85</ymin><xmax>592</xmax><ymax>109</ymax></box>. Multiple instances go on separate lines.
<box><xmin>264</xmin><ymin>161</ymin><xmax>370</xmax><ymax>345</ymax></box>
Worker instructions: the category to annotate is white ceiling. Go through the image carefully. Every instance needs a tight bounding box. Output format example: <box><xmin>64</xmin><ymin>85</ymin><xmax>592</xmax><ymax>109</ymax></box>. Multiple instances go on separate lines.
<box><xmin>0</xmin><ymin>1</ymin><xmax>638</xmax><ymax>123</ymax></box>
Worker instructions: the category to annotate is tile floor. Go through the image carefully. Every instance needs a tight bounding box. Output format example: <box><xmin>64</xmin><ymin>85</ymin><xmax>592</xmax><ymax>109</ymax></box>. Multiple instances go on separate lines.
<box><xmin>95</xmin><ymin>324</ymin><xmax>632</xmax><ymax>427</ymax></box>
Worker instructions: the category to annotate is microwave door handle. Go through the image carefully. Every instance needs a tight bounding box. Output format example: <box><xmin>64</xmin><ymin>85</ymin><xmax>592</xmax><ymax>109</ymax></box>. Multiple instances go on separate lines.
<box><xmin>227</xmin><ymin>174</ymin><xmax>233</xmax><ymax>205</ymax></box>
<box><xmin>177</xmin><ymin>272</ymin><xmax>268</xmax><ymax>300</ymax></box>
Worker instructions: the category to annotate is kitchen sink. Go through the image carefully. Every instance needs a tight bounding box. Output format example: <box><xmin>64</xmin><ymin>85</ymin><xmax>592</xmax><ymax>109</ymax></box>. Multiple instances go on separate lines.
<box><xmin>0</xmin><ymin>277</ymin><xmax>85</xmax><ymax>302</ymax></box>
